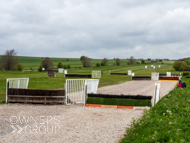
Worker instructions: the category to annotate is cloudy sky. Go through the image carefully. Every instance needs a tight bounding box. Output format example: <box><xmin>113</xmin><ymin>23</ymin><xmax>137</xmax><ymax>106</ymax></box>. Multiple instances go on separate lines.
<box><xmin>0</xmin><ymin>0</ymin><xmax>190</xmax><ymax>59</ymax></box>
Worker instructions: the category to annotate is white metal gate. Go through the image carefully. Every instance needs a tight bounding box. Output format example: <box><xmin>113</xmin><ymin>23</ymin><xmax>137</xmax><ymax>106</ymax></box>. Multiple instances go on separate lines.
<box><xmin>65</xmin><ymin>79</ymin><xmax>99</xmax><ymax>105</ymax></box>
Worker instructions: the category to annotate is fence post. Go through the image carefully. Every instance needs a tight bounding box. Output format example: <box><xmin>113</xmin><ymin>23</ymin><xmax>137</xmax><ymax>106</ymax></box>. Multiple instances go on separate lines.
<box><xmin>84</xmin><ymin>85</ymin><xmax>87</xmax><ymax>106</ymax></box>
<box><xmin>6</xmin><ymin>81</ymin><xmax>9</xmax><ymax>103</ymax></box>
<box><xmin>65</xmin><ymin>81</ymin><xmax>67</xmax><ymax>105</ymax></box>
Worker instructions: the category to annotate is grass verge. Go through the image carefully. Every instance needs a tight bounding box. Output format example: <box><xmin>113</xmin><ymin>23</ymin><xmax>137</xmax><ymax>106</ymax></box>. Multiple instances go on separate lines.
<box><xmin>86</xmin><ymin>97</ymin><xmax>151</xmax><ymax>106</ymax></box>
<box><xmin>120</xmin><ymin>76</ymin><xmax>190</xmax><ymax>142</ymax></box>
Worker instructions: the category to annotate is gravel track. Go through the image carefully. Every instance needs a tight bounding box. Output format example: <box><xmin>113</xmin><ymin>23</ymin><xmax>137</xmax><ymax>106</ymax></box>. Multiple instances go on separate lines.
<box><xmin>0</xmin><ymin>80</ymin><xmax>177</xmax><ymax>143</ymax></box>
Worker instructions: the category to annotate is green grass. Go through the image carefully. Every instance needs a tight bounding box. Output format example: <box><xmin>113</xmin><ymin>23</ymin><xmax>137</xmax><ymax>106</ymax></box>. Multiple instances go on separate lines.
<box><xmin>120</xmin><ymin>76</ymin><xmax>190</xmax><ymax>142</ymax></box>
<box><xmin>0</xmin><ymin>57</ymin><xmax>180</xmax><ymax>104</ymax></box>
<box><xmin>86</xmin><ymin>97</ymin><xmax>151</xmax><ymax>106</ymax></box>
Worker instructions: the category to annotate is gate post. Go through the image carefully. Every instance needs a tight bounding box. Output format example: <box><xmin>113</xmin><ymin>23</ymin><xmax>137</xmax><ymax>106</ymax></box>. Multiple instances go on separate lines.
<box><xmin>6</xmin><ymin>81</ymin><xmax>9</xmax><ymax>103</ymax></box>
<box><xmin>84</xmin><ymin>85</ymin><xmax>87</xmax><ymax>106</ymax></box>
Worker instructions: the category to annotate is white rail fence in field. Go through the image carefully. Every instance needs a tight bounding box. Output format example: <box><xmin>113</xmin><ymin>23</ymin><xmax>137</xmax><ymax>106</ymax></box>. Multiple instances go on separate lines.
<box><xmin>6</xmin><ymin>78</ymin><xmax>29</xmax><ymax>103</ymax></box>
<box><xmin>92</xmin><ymin>71</ymin><xmax>101</xmax><ymax>78</ymax></box>
<box><xmin>65</xmin><ymin>79</ymin><xmax>99</xmax><ymax>105</ymax></box>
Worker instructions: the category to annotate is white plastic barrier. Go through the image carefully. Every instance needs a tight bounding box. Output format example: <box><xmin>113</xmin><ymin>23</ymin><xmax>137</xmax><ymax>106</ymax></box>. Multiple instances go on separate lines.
<box><xmin>92</xmin><ymin>70</ymin><xmax>101</xmax><ymax>78</ymax></box>
<box><xmin>158</xmin><ymin>65</ymin><xmax>161</xmax><ymax>68</ymax></box>
<box><xmin>145</xmin><ymin>66</ymin><xmax>147</xmax><ymax>69</ymax></box>
<box><xmin>131</xmin><ymin>73</ymin><xmax>135</xmax><ymax>77</ymax></box>
<box><xmin>58</xmin><ymin>68</ymin><xmax>64</xmax><ymax>73</ymax></box>
<box><xmin>151</xmin><ymin>72</ymin><xmax>159</xmax><ymax>81</ymax></box>
<box><xmin>85</xmin><ymin>79</ymin><xmax>99</xmax><ymax>94</ymax></box>
<box><xmin>128</xmin><ymin>70</ymin><xmax>132</xmax><ymax>75</ymax></box>
<box><xmin>153</xmin><ymin>66</ymin><xmax>155</xmax><ymax>69</ymax></box>
<box><xmin>65</xmin><ymin>79</ymin><xmax>99</xmax><ymax>105</ymax></box>
<box><xmin>152</xmin><ymin>81</ymin><xmax>161</xmax><ymax>107</ymax></box>
<box><xmin>64</xmin><ymin>70</ymin><xmax>67</xmax><ymax>77</ymax></box>
<box><xmin>6</xmin><ymin>78</ymin><xmax>29</xmax><ymax>103</ymax></box>
<box><xmin>42</xmin><ymin>68</ymin><xmax>45</xmax><ymax>71</ymax></box>
<box><xmin>166</xmin><ymin>72</ymin><xmax>171</xmax><ymax>77</ymax></box>
<box><xmin>151</xmin><ymin>65</ymin><xmax>154</xmax><ymax>67</ymax></box>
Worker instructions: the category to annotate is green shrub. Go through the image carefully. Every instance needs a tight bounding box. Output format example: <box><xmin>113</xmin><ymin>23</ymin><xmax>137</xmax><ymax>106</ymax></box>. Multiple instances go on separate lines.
<box><xmin>17</xmin><ymin>64</ymin><xmax>23</xmax><ymax>71</ymax></box>
<box><xmin>173</xmin><ymin>61</ymin><xmax>188</xmax><ymax>71</ymax></box>
<box><xmin>186</xmin><ymin>75</ymin><xmax>190</xmax><ymax>78</ymax></box>
<box><xmin>86</xmin><ymin>97</ymin><xmax>151</xmax><ymax>106</ymax></box>
<box><xmin>38</xmin><ymin>65</ymin><xmax>42</xmax><ymax>72</ymax></box>
<box><xmin>183</xmin><ymin>72</ymin><xmax>189</xmax><ymax>76</ymax></box>
<box><xmin>96</xmin><ymin>63</ymin><xmax>100</xmax><ymax>67</ymax></box>
<box><xmin>101</xmin><ymin>62</ymin><xmax>105</xmax><ymax>66</ymax></box>
<box><xmin>63</xmin><ymin>65</ymin><xmax>68</xmax><ymax>69</ymax></box>
<box><xmin>57</xmin><ymin>61</ymin><xmax>63</xmax><ymax>68</ymax></box>
<box><xmin>141</xmin><ymin>60</ymin><xmax>145</xmax><ymax>64</ymax></box>
<box><xmin>120</xmin><ymin>77</ymin><xmax>190</xmax><ymax>142</ymax></box>
<box><xmin>67</xmin><ymin>64</ymin><xmax>71</xmax><ymax>69</ymax></box>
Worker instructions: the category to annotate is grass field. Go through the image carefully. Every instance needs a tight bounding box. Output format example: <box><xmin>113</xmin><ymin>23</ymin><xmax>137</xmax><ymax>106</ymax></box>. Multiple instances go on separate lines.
<box><xmin>0</xmin><ymin>56</ymin><xmax>189</xmax><ymax>142</ymax></box>
<box><xmin>120</xmin><ymin>76</ymin><xmax>190</xmax><ymax>142</ymax></box>
<box><xmin>0</xmin><ymin>56</ymin><xmax>179</xmax><ymax>104</ymax></box>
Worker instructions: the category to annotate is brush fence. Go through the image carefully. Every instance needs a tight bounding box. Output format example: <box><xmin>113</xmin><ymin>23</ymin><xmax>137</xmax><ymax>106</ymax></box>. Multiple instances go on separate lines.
<box><xmin>7</xmin><ymin>89</ymin><xmax>65</xmax><ymax>104</ymax></box>
<box><xmin>6</xmin><ymin>78</ymin><xmax>29</xmax><ymax>103</ymax></box>
<box><xmin>92</xmin><ymin>71</ymin><xmax>101</xmax><ymax>78</ymax></box>
<box><xmin>65</xmin><ymin>74</ymin><xmax>92</xmax><ymax>78</ymax></box>
<box><xmin>65</xmin><ymin>79</ymin><xmax>99</xmax><ymax>105</ymax></box>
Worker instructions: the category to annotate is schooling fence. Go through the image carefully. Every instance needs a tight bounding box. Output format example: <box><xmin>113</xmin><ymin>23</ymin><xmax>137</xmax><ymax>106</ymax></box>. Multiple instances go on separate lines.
<box><xmin>7</xmin><ymin>89</ymin><xmax>65</xmax><ymax>104</ymax></box>
<box><xmin>65</xmin><ymin>79</ymin><xmax>99</xmax><ymax>105</ymax></box>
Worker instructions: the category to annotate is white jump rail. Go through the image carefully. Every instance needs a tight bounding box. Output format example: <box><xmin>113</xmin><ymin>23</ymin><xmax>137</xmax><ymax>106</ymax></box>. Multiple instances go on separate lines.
<box><xmin>6</xmin><ymin>78</ymin><xmax>29</xmax><ymax>103</ymax></box>
<box><xmin>65</xmin><ymin>79</ymin><xmax>99</xmax><ymax>105</ymax></box>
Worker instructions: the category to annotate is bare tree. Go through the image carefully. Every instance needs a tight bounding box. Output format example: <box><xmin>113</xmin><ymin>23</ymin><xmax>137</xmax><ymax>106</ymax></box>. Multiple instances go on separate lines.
<box><xmin>81</xmin><ymin>56</ymin><xmax>91</xmax><ymax>67</ymax></box>
<box><xmin>101</xmin><ymin>58</ymin><xmax>109</xmax><ymax>66</ymax></box>
<box><xmin>41</xmin><ymin>57</ymin><xmax>54</xmax><ymax>70</ymax></box>
<box><xmin>1</xmin><ymin>49</ymin><xmax>18</xmax><ymax>70</ymax></box>
<box><xmin>129</xmin><ymin>56</ymin><xmax>136</xmax><ymax>64</ymax></box>
<box><xmin>115</xmin><ymin>58</ymin><xmax>121</xmax><ymax>66</ymax></box>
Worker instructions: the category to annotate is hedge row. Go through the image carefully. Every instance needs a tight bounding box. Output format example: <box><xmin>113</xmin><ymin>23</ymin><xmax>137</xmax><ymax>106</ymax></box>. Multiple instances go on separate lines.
<box><xmin>88</xmin><ymin>93</ymin><xmax>152</xmax><ymax>100</ymax></box>
<box><xmin>65</xmin><ymin>74</ymin><xmax>92</xmax><ymax>78</ymax></box>
<box><xmin>110</xmin><ymin>73</ymin><xmax>128</xmax><ymax>75</ymax></box>
<box><xmin>86</xmin><ymin>97</ymin><xmax>151</xmax><ymax>107</ymax></box>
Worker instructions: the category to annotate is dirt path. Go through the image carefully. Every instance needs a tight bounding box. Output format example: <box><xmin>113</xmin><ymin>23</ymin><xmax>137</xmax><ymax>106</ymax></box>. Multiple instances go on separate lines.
<box><xmin>98</xmin><ymin>80</ymin><xmax>178</xmax><ymax>99</ymax></box>
<box><xmin>0</xmin><ymin>104</ymin><xmax>142</xmax><ymax>143</ymax></box>
<box><xmin>0</xmin><ymin>80</ymin><xmax>178</xmax><ymax>143</ymax></box>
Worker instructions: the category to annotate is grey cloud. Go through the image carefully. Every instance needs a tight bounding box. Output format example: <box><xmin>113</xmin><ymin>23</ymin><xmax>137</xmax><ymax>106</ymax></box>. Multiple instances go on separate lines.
<box><xmin>0</xmin><ymin>0</ymin><xmax>190</xmax><ymax>59</ymax></box>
